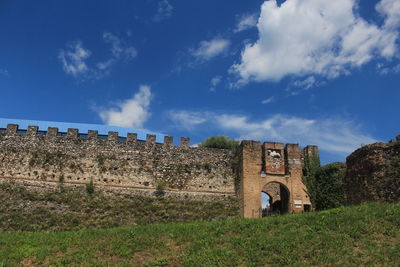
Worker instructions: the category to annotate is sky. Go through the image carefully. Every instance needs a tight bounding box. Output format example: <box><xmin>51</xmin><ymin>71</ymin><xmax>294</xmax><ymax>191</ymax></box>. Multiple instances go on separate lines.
<box><xmin>0</xmin><ymin>0</ymin><xmax>399</xmax><ymax>164</ymax></box>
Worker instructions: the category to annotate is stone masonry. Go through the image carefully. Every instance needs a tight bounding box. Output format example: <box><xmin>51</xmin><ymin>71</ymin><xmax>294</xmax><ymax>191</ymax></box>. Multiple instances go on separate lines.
<box><xmin>0</xmin><ymin>123</ymin><xmax>318</xmax><ymax>218</ymax></box>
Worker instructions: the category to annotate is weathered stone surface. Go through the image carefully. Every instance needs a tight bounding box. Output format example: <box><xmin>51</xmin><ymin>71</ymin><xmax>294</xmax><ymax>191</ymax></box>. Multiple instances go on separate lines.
<box><xmin>0</xmin><ymin>124</ymin><xmax>317</xmax><ymax>218</ymax></box>
<box><xmin>344</xmin><ymin>140</ymin><xmax>400</xmax><ymax>204</ymax></box>
<box><xmin>0</xmin><ymin>129</ymin><xmax>236</xmax><ymax>201</ymax></box>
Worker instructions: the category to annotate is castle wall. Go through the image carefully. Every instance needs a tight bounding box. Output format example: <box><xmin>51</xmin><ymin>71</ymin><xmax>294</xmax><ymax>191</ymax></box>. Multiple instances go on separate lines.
<box><xmin>0</xmin><ymin>124</ymin><xmax>236</xmax><ymax>201</ymax></box>
<box><xmin>0</xmin><ymin>123</ymin><xmax>318</xmax><ymax>218</ymax></box>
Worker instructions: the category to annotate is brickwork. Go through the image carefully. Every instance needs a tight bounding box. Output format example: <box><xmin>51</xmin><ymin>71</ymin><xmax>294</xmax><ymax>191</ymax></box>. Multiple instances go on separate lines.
<box><xmin>240</xmin><ymin>141</ymin><xmax>318</xmax><ymax>218</ymax></box>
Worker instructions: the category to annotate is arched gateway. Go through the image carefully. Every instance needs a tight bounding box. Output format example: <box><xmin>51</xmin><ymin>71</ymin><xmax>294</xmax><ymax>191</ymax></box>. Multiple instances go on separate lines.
<box><xmin>239</xmin><ymin>141</ymin><xmax>318</xmax><ymax>218</ymax></box>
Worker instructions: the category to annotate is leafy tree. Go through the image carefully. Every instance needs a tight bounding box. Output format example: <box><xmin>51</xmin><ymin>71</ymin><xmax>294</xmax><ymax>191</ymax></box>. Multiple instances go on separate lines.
<box><xmin>314</xmin><ymin>162</ymin><xmax>346</xmax><ymax>210</ymax></box>
<box><xmin>198</xmin><ymin>136</ymin><xmax>239</xmax><ymax>150</ymax></box>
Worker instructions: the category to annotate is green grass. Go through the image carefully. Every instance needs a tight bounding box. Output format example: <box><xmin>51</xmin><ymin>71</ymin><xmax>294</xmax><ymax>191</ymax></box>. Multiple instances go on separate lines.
<box><xmin>0</xmin><ymin>202</ymin><xmax>399</xmax><ymax>266</ymax></box>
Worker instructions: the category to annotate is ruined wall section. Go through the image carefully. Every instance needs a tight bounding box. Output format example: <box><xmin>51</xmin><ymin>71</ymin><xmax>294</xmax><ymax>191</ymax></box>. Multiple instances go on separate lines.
<box><xmin>0</xmin><ymin>124</ymin><xmax>236</xmax><ymax>200</ymax></box>
<box><xmin>345</xmin><ymin>140</ymin><xmax>400</xmax><ymax>204</ymax></box>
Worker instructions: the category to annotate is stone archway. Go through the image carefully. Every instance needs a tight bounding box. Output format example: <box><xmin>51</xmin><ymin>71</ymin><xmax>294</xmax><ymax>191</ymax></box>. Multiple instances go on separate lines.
<box><xmin>239</xmin><ymin>141</ymin><xmax>317</xmax><ymax>218</ymax></box>
<box><xmin>261</xmin><ymin>182</ymin><xmax>290</xmax><ymax>216</ymax></box>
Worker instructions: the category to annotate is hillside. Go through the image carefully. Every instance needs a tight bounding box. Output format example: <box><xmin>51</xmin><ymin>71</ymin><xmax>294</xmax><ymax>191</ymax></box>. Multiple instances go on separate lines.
<box><xmin>1</xmin><ymin>202</ymin><xmax>399</xmax><ymax>266</ymax></box>
<box><xmin>0</xmin><ymin>181</ymin><xmax>238</xmax><ymax>231</ymax></box>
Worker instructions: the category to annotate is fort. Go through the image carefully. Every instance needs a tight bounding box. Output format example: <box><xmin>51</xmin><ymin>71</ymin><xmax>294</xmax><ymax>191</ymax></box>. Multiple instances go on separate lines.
<box><xmin>0</xmin><ymin>122</ymin><xmax>319</xmax><ymax>218</ymax></box>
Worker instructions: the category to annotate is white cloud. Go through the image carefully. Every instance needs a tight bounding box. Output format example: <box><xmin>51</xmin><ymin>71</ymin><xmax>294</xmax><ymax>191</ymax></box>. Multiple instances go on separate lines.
<box><xmin>59</xmin><ymin>33</ymin><xmax>137</xmax><ymax>80</ymax></box>
<box><xmin>58</xmin><ymin>41</ymin><xmax>91</xmax><ymax>77</ymax></box>
<box><xmin>153</xmin><ymin>0</ymin><xmax>173</xmax><ymax>22</ymax></box>
<box><xmin>293</xmin><ymin>76</ymin><xmax>316</xmax><ymax>90</ymax></box>
<box><xmin>376</xmin><ymin>0</ymin><xmax>400</xmax><ymax>29</ymax></box>
<box><xmin>209</xmin><ymin>75</ymin><xmax>222</xmax><ymax>92</ymax></box>
<box><xmin>234</xmin><ymin>13</ymin><xmax>258</xmax><ymax>33</ymax></box>
<box><xmin>103</xmin><ymin>32</ymin><xmax>137</xmax><ymax>61</ymax></box>
<box><xmin>231</xmin><ymin>0</ymin><xmax>400</xmax><ymax>86</ymax></box>
<box><xmin>167</xmin><ymin>110</ymin><xmax>210</xmax><ymax>131</ymax></box>
<box><xmin>168</xmin><ymin>110</ymin><xmax>377</xmax><ymax>155</ymax></box>
<box><xmin>99</xmin><ymin>85</ymin><xmax>152</xmax><ymax>128</ymax></box>
<box><xmin>261</xmin><ymin>96</ymin><xmax>275</xmax><ymax>104</ymax></box>
<box><xmin>191</xmin><ymin>38</ymin><xmax>230</xmax><ymax>61</ymax></box>
<box><xmin>377</xmin><ymin>62</ymin><xmax>400</xmax><ymax>74</ymax></box>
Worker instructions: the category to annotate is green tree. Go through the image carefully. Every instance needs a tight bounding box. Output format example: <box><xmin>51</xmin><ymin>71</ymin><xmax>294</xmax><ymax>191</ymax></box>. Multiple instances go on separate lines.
<box><xmin>198</xmin><ymin>136</ymin><xmax>239</xmax><ymax>150</ymax></box>
<box><xmin>314</xmin><ymin>162</ymin><xmax>346</xmax><ymax>210</ymax></box>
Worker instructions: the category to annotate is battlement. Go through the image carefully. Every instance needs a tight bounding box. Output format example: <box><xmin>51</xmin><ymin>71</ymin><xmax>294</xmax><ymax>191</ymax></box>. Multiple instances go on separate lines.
<box><xmin>241</xmin><ymin>141</ymin><xmax>318</xmax><ymax>176</ymax></box>
<box><xmin>0</xmin><ymin>124</ymin><xmax>190</xmax><ymax>147</ymax></box>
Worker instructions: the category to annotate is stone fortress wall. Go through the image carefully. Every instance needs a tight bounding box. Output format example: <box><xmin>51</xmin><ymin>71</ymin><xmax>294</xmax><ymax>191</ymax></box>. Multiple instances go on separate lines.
<box><xmin>0</xmin><ymin>123</ymin><xmax>319</xmax><ymax>218</ymax></box>
<box><xmin>0</xmin><ymin>124</ymin><xmax>236</xmax><ymax>200</ymax></box>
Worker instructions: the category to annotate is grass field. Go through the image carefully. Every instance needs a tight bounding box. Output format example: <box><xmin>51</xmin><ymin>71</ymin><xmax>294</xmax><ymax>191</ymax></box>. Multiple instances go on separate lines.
<box><xmin>0</xmin><ymin>202</ymin><xmax>399</xmax><ymax>266</ymax></box>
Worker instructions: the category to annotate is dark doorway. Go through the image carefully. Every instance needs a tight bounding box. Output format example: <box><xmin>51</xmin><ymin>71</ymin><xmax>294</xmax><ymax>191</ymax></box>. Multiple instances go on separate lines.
<box><xmin>304</xmin><ymin>204</ymin><xmax>311</xmax><ymax>212</ymax></box>
<box><xmin>261</xmin><ymin>182</ymin><xmax>290</xmax><ymax>216</ymax></box>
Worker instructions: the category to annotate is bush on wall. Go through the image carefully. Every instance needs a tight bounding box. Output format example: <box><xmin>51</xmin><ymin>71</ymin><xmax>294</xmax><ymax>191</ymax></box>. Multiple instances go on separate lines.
<box><xmin>198</xmin><ymin>136</ymin><xmax>239</xmax><ymax>150</ymax></box>
<box><xmin>314</xmin><ymin>162</ymin><xmax>346</xmax><ymax>210</ymax></box>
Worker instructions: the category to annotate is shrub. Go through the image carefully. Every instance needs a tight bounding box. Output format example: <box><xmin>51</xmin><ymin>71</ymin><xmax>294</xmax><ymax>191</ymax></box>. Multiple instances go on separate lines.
<box><xmin>302</xmin><ymin>152</ymin><xmax>320</xmax><ymax>208</ymax></box>
<box><xmin>155</xmin><ymin>182</ymin><xmax>166</xmax><ymax>197</ymax></box>
<box><xmin>198</xmin><ymin>136</ymin><xmax>239</xmax><ymax>150</ymax></box>
<box><xmin>314</xmin><ymin>162</ymin><xmax>346</xmax><ymax>210</ymax></box>
<box><xmin>86</xmin><ymin>180</ymin><xmax>95</xmax><ymax>195</ymax></box>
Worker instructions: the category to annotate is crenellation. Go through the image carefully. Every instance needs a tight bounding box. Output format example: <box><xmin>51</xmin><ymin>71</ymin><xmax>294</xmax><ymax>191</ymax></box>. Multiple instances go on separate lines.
<box><xmin>46</xmin><ymin>127</ymin><xmax>58</xmax><ymax>137</ymax></box>
<box><xmin>67</xmin><ymin>128</ymin><xmax>78</xmax><ymax>139</ymax></box>
<box><xmin>108</xmin><ymin>131</ymin><xmax>119</xmax><ymax>141</ymax></box>
<box><xmin>285</xmin><ymin>144</ymin><xmax>303</xmax><ymax>167</ymax></box>
<box><xmin>6</xmin><ymin>124</ymin><xmax>18</xmax><ymax>135</ymax></box>
<box><xmin>164</xmin><ymin>136</ymin><xmax>173</xmax><ymax>146</ymax></box>
<box><xmin>27</xmin><ymin>126</ymin><xmax>38</xmax><ymax>135</ymax></box>
<box><xmin>146</xmin><ymin>134</ymin><xmax>156</xmax><ymax>145</ymax></box>
<box><xmin>127</xmin><ymin>133</ymin><xmax>137</xmax><ymax>143</ymax></box>
<box><xmin>180</xmin><ymin>137</ymin><xmax>190</xmax><ymax>147</ymax></box>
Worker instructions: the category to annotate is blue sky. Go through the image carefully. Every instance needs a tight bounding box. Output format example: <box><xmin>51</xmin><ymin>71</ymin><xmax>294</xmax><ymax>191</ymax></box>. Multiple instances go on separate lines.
<box><xmin>0</xmin><ymin>0</ymin><xmax>399</xmax><ymax>164</ymax></box>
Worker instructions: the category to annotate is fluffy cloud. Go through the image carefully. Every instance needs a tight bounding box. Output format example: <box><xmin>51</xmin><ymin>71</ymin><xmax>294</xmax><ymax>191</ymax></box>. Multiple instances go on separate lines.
<box><xmin>58</xmin><ymin>41</ymin><xmax>91</xmax><ymax>77</ymax></box>
<box><xmin>99</xmin><ymin>85</ymin><xmax>152</xmax><ymax>128</ymax></box>
<box><xmin>191</xmin><ymin>38</ymin><xmax>230</xmax><ymax>61</ymax></box>
<box><xmin>209</xmin><ymin>75</ymin><xmax>222</xmax><ymax>92</ymax></box>
<box><xmin>168</xmin><ymin>110</ymin><xmax>377</xmax><ymax>155</ymax></box>
<box><xmin>59</xmin><ymin>32</ymin><xmax>137</xmax><ymax>80</ymax></box>
<box><xmin>231</xmin><ymin>0</ymin><xmax>400</xmax><ymax>86</ymax></box>
<box><xmin>153</xmin><ymin>0</ymin><xmax>173</xmax><ymax>22</ymax></box>
<box><xmin>234</xmin><ymin>13</ymin><xmax>258</xmax><ymax>33</ymax></box>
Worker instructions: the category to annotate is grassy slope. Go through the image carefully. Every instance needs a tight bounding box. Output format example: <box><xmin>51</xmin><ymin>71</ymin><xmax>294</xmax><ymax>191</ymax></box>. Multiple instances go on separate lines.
<box><xmin>0</xmin><ymin>182</ymin><xmax>239</xmax><ymax>231</ymax></box>
<box><xmin>0</xmin><ymin>203</ymin><xmax>399</xmax><ymax>266</ymax></box>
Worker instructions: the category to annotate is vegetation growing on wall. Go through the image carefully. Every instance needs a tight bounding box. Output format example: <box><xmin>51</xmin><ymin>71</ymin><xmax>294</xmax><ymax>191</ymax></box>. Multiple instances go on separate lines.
<box><xmin>302</xmin><ymin>152</ymin><xmax>320</xmax><ymax>208</ymax></box>
<box><xmin>314</xmin><ymin>162</ymin><xmax>346</xmax><ymax>210</ymax></box>
<box><xmin>0</xmin><ymin>182</ymin><xmax>239</xmax><ymax>231</ymax></box>
<box><xmin>199</xmin><ymin>136</ymin><xmax>239</xmax><ymax>150</ymax></box>
<box><xmin>303</xmin><ymin>150</ymin><xmax>346</xmax><ymax>211</ymax></box>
